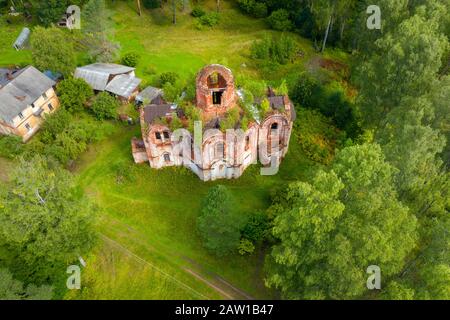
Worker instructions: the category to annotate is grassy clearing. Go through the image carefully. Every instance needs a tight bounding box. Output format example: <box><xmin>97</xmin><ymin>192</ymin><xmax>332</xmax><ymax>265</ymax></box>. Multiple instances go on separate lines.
<box><xmin>111</xmin><ymin>0</ymin><xmax>317</xmax><ymax>85</ymax></box>
<box><xmin>0</xmin><ymin>18</ymin><xmax>32</xmax><ymax>67</ymax></box>
<box><xmin>68</xmin><ymin>115</ymin><xmax>314</xmax><ymax>300</ymax></box>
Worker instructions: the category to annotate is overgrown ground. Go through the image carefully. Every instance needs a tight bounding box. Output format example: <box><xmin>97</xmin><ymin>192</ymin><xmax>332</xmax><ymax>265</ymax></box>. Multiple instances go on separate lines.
<box><xmin>0</xmin><ymin>0</ymin><xmax>343</xmax><ymax>300</ymax></box>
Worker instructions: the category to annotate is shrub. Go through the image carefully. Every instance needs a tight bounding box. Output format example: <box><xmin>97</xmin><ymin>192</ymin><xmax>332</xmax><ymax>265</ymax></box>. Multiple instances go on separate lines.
<box><xmin>0</xmin><ymin>135</ymin><xmax>24</xmax><ymax>159</ymax></box>
<box><xmin>57</xmin><ymin>78</ymin><xmax>94</xmax><ymax>112</ymax></box>
<box><xmin>221</xmin><ymin>107</ymin><xmax>240</xmax><ymax>131</ymax></box>
<box><xmin>142</xmin><ymin>0</ymin><xmax>160</xmax><ymax>9</ymax></box>
<box><xmin>252</xmin><ymin>3</ymin><xmax>268</xmax><ymax>18</ymax></box>
<box><xmin>191</xmin><ymin>7</ymin><xmax>206</xmax><ymax>18</ymax></box>
<box><xmin>267</xmin><ymin>9</ymin><xmax>292</xmax><ymax>31</ymax></box>
<box><xmin>241</xmin><ymin>212</ymin><xmax>270</xmax><ymax>243</ymax></box>
<box><xmin>198</xmin><ymin>12</ymin><xmax>220</xmax><ymax>27</ymax></box>
<box><xmin>121</xmin><ymin>52</ymin><xmax>140</xmax><ymax>67</ymax></box>
<box><xmin>259</xmin><ymin>98</ymin><xmax>270</xmax><ymax>116</ymax></box>
<box><xmin>238</xmin><ymin>239</ymin><xmax>255</xmax><ymax>255</ymax></box>
<box><xmin>237</xmin><ymin>0</ymin><xmax>255</xmax><ymax>14</ymax></box>
<box><xmin>91</xmin><ymin>92</ymin><xmax>119</xmax><ymax>120</ymax></box>
<box><xmin>40</xmin><ymin>110</ymin><xmax>72</xmax><ymax>144</ymax></box>
<box><xmin>295</xmin><ymin>108</ymin><xmax>344</xmax><ymax>164</ymax></box>
<box><xmin>159</xmin><ymin>72</ymin><xmax>179</xmax><ymax>85</ymax></box>
<box><xmin>250</xmin><ymin>34</ymin><xmax>297</xmax><ymax>65</ymax></box>
<box><xmin>291</xmin><ymin>76</ymin><xmax>361</xmax><ymax>137</ymax></box>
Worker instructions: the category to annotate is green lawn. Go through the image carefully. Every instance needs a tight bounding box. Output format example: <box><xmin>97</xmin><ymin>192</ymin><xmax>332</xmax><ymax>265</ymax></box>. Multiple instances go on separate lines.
<box><xmin>0</xmin><ymin>18</ymin><xmax>32</xmax><ymax>67</ymax></box>
<box><xmin>111</xmin><ymin>0</ymin><xmax>317</xmax><ymax>84</ymax></box>
<box><xmin>67</xmin><ymin>113</ymin><xmax>314</xmax><ymax>300</ymax></box>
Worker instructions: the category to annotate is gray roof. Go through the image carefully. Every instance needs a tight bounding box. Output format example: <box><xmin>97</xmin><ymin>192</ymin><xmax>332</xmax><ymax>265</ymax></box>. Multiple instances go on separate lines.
<box><xmin>136</xmin><ymin>86</ymin><xmax>163</xmax><ymax>103</ymax></box>
<box><xmin>0</xmin><ymin>66</ymin><xmax>55</xmax><ymax>124</ymax></box>
<box><xmin>105</xmin><ymin>74</ymin><xmax>141</xmax><ymax>99</ymax></box>
<box><xmin>268</xmin><ymin>96</ymin><xmax>285</xmax><ymax>110</ymax></box>
<box><xmin>143</xmin><ymin>104</ymin><xmax>183</xmax><ymax>124</ymax></box>
<box><xmin>74</xmin><ymin>63</ymin><xmax>135</xmax><ymax>91</ymax></box>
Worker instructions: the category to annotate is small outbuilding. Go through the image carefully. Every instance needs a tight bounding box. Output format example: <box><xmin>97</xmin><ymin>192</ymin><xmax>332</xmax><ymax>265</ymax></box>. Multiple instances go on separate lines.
<box><xmin>13</xmin><ymin>27</ymin><xmax>30</xmax><ymax>50</ymax></box>
<box><xmin>135</xmin><ymin>86</ymin><xmax>164</xmax><ymax>106</ymax></box>
<box><xmin>74</xmin><ymin>63</ymin><xmax>142</xmax><ymax>102</ymax></box>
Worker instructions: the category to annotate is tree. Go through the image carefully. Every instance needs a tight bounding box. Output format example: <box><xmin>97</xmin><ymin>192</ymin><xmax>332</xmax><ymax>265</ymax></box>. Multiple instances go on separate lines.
<box><xmin>121</xmin><ymin>52</ymin><xmax>140</xmax><ymax>67</ymax></box>
<box><xmin>354</xmin><ymin>12</ymin><xmax>448</xmax><ymax>126</ymax></box>
<box><xmin>266</xmin><ymin>144</ymin><xmax>418</xmax><ymax>299</ymax></box>
<box><xmin>0</xmin><ymin>156</ymin><xmax>97</xmax><ymax>280</ymax></box>
<box><xmin>197</xmin><ymin>185</ymin><xmax>242</xmax><ymax>256</ymax></box>
<box><xmin>267</xmin><ymin>9</ymin><xmax>292</xmax><ymax>31</ymax></box>
<box><xmin>377</xmin><ymin>98</ymin><xmax>446</xmax><ymax>211</ymax></box>
<box><xmin>30</xmin><ymin>0</ymin><xmax>68</xmax><ymax>26</ymax></box>
<box><xmin>30</xmin><ymin>26</ymin><xmax>76</xmax><ymax>77</ymax></box>
<box><xmin>0</xmin><ymin>268</ymin><xmax>52</xmax><ymax>300</ymax></box>
<box><xmin>91</xmin><ymin>92</ymin><xmax>119</xmax><ymax>120</ymax></box>
<box><xmin>57</xmin><ymin>78</ymin><xmax>94</xmax><ymax>112</ymax></box>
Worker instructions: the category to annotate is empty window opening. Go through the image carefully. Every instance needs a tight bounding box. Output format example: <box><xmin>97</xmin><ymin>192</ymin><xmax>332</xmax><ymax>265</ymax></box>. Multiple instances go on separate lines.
<box><xmin>163</xmin><ymin>131</ymin><xmax>170</xmax><ymax>139</ymax></box>
<box><xmin>164</xmin><ymin>153</ymin><xmax>171</xmax><ymax>162</ymax></box>
<box><xmin>48</xmin><ymin>103</ymin><xmax>53</xmax><ymax>111</ymax></box>
<box><xmin>216</xmin><ymin>143</ymin><xmax>224</xmax><ymax>158</ymax></box>
<box><xmin>271</xmin><ymin>123</ymin><xmax>278</xmax><ymax>130</ymax></box>
<box><xmin>155</xmin><ymin>132</ymin><xmax>162</xmax><ymax>140</ymax></box>
<box><xmin>207</xmin><ymin>72</ymin><xmax>227</xmax><ymax>89</ymax></box>
<box><xmin>212</xmin><ymin>91</ymin><xmax>223</xmax><ymax>105</ymax></box>
<box><xmin>245</xmin><ymin>136</ymin><xmax>250</xmax><ymax>150</ymax></box>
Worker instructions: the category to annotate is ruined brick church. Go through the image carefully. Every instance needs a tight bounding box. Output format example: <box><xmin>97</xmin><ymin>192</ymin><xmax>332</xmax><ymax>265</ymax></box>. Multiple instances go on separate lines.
<box><xmin>132</xmin><ymin>64</ymin><xmax>295</xmax><ymax>181</ymax></box>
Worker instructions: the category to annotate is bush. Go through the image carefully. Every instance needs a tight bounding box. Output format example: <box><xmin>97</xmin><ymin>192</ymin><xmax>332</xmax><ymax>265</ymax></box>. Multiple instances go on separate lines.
<box><xmin>241</xmin><ymin>212</ymin><xmax>270</xmax><ymax>243</ymax></box>
<box><xmin>142</xmin><ymin>0</ymin><xmax>160</xmax><ymax>9</ymax></box>
<box><xmin>91</xmin><ymin>92</ymin><xmax>119</xmax><ymax>120</ymax></box>
<box><xmin>238</xmin><ymin>239</ymin><xmax>255</xmax><ymax>255</ymax></box>
<box><xmin>250</xmin><ymin>34</ymin><xmax>297</xmax><ymax>65</ymax></box>
<box><xmin>0</xmin><ymin>135</ymin><xmax>24</xmax><ymax>159</ymax></box>
<box><xmin>237</xmin><ymin>0</ymin><xmax>255</xmax><ymax>14</ymax></box>
<box><xmin>291</xmin><ymin>76</ymin><xmax>361</xmax><ymax>137</ymax></box>
<box><xmin>57</xmin><ymin>78</ymin><xmax>94</xmax><ymax>112</ymax></box>
<box><xmin>191</xmin><ymin>7</ymin><xmax>206</xmax><ymax>18</ymax></box>
<box><xmin>159</xmin><ymin>72</ymin><xmax>179</xmax><ymax>85</ymax></box>
<box><xmin>40</xmin><ymin>110</ymin><xmax>72</xmax><ymax>144</ymax></box>
<box><xmin>197</xmin><ymin>12</ymin><xmax>220</xmax><ymax>28</ymax></box>
<box><xmin>121</xmin><ymin>52</ymin><xmax>140</xmax><ymax>67</ymax></box>
<box><xmin>295</xmin><ymin>108</ymin><xmax>344</xmax><ymax>164</ymax></box>
<box><xmin>252</xmin><ymin>3</ymin><xmax>268</xmax><ymax>18</ymax></box>
<box><xmin>267</xmin><ymin>9</ymin><xmax>292</xmax><ymax>31</ymax></box>
<box><xmin>221</xmin><ymin>107</ymin><xmax>240</xmax><ymax>131</ymax></box>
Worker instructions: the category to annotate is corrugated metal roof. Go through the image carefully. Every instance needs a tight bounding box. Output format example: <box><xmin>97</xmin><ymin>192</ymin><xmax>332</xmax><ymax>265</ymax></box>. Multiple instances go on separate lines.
<box><xmin>105</xmin><ymin>74</ymin><xmax>141</xmax><ymax>99</ymax></box>
<box><xmin>0</xmin><ymin>66</ymin><xmax>55</xmax><ymax>124</ymax></box>
<box><xmin>75</xmin><ymin>63</ymin><xmax>137</xmax><ymax>93</ymax></box>
<box><xmin>74</xmin><ymin>67</ymin><xmax>110</xmax><ymax>91</ymax></box>
<box><xmin>136</xmin><ymin>86</ymin><xmax>163</xmax><ymax>103</ymax></box>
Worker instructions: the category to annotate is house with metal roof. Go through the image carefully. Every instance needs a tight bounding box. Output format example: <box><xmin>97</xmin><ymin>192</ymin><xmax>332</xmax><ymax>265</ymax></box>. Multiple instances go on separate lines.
<box><xmin>74</xmin><ymin>63</ymin><xmax>142</xmax><ymax>101</ymax></box>
<box><xmin>0</xmin><ymin>66</ymin><xmax>60</xmax><ymax>142</ymax></box>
